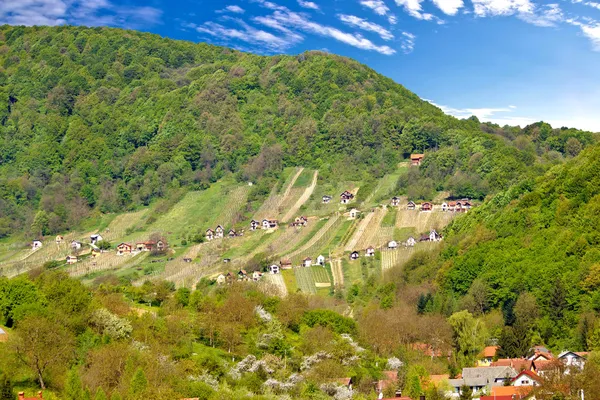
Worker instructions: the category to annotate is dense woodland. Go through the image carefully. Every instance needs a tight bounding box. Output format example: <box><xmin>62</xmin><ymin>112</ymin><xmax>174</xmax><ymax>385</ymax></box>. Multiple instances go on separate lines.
<box><xmin>1</xmin><ymin>25</ymin><xmax>600</xmax><ymax>399</ymax></box>
<box><xmin>0</xmin><ymin>25</ymin><xmax>595</xmax><ymax>239</ymax></box>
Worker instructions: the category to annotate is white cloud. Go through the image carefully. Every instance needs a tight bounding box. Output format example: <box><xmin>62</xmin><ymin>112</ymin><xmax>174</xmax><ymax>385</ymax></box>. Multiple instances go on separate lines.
<box><xmin>518</xmin><ymin>3</ymin><xmax>563</xmax><ymax>27</ymax></box>
<box><xmin>431</xmin><ymin>0</ymin><xmax>464</xmax><ymax>15</ymax></box>
<box><xmin>471</xmin><ymin>0</ymin><xmax>534</xmax><ymax>17</ymax></box>
<box><xmin>401</xmin><ymin>31</ymin><xmax>416</xmax><ymax>53</ymax></box>
<box><xmin>394</xmin><ymin>0</ymin><xmax>435</xmax><ymax>20</ymax></box>
<box><xmin>388</xmin><ymin>14</ymin><xmax>398</xmax><ymax>24</ymax></box>
<box><xmin>567</xmin><ymin>18</ymin><xmax>600</xmax><ymax>50</ymax></box>
<box><xmin>0</xmin><ymin>0</ymin><xmax>161</xmax><ymax>27</ymax></box>
<box><xmin>338</xmin><ymin>14</ymin><xmax>394</xmax><ymax>40</ymax></box>
<box><xmin>224</xmin><ymin>5</ymin><xmax>245</xmax><ymax>13</ymax></box>
<box><xmin>258</xmin><ymin>10</ymin><xmax>396</xmax><ymax>54</ymax></box>
<box><xmin>359</xmin><ymin>0</ymin><xmax>390</xmax><ymax>15</ymax></box>
<box><xmin>297</xmin><ymin>0</ymin><xmax>320</xmax><ymax>10</ymax></box>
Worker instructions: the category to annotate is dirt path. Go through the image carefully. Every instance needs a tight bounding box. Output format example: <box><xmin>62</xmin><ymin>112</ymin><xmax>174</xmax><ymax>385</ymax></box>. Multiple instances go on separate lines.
<box><xmin>344</xmin><ymin>212</ymin><xmax>374</xmax><ymax>251</ymax></box>
<box><xmin>254</xmin><ymin>167</ymin><xmax>303</xmax><ymax>221</ymax></box>
<box><xmin>331</xmin><ymin>258</ymin><xmax>344</xmax><ymax>287</ymax></box>
<box><xmin>282</xmin><ymin>170</ymin><xmax>318</xmax><ymax>222</ymax></box>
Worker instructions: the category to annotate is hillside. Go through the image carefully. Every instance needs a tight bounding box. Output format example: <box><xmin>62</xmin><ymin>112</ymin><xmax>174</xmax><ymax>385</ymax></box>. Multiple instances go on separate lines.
<box><xmin>410</xmin><ymin>143</ymin><xmax>600</xmax><ymax>350</ymax></box>
<box><xmin>0</xmin><ymin>25</ymin><xmax>595</xmax><ymax>241</ymax></box>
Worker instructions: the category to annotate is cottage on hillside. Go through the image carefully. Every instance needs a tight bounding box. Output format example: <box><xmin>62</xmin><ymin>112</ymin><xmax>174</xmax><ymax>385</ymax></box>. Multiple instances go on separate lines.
<box><xmin>91</xmin><ymin>248</ymin><xmax>101</xmax><ymax>258</ymax></box>
<box><xmin>116</xmin><ymin>243</ymin><xmax>133</xmax><ymax>256</ymax></box>
<box><xmin>430</xmin><ymin>229</ymin><xmax>442</xmax><ymax>242</ymax></box>
<box><xmin>66</xmin><ymin>255</ymin><xmax>78</xmax><ymax>265</ymax></box>
<box><xmin>71</xmin><ymin>241</ymin><xmax>82</xmax><ymax>250</ymax></box>
<box><xmin>448</xmin><ymin>201</ymin><xmax>457</xmax><ymax>212</ymax></box>
<box><xmin>206</xmin><ymin>229</ymin><xmax>215</xmax><ymax>241</ymax></box>
<box><xmin>391</xmin><ymin>196</ymin><xmax>401</xmax><ymax>207</ymax></box>
<box><xmin>252</xmin><ymin>271</ymin><xmax>263</xmax><ymax>281</ymax></box>
<box><xmin>250</xmin><ymin>220</ymin><xmax>260</xmax><ymax>231</ymax></box>
<box><xmin>421</xmin><ymin>202</ymin><xmax>433</xmax><ymax>212</ymax></box>
<box><xmin>349</xmin><ymin>208</ymin><xmax>360</xmax><ymax>219</ymax></box>
<box><xmin>350</xmin><ymin>251</ymin><xmax>360</xmax><ymax>260</ymax></box>
<box><xmin>406</xmin><ymin>237</ymin><xmax>416</xmax><ymax>247</ymax></box>
<box><xmin>340</xmin><ymin>191</ymin><xmax>354</xmax><ymax>204</ymax></box>
<box><xmin>31</xmin><ymin>240</ymin><xmax>43</xmax><ymax>250</ymax></box>
<box><xmin>136</xmin><ymin>241</ymin><xmax>156</xmax><ymax>252</ymax></box>
<box><xmin>269</xmin><ymin>264</ymin><xmax>280</xmax><ymax>274</ymax></box>
<box><xmin>322</xmin><ymin>195</ymin><xmax>333</xmax><ymax>204</ymax></box>
<box><xmin>55</xmin><ymin>235</ymin><xmax>64</xmax><ymax>244</ymax></box>
<box><xmin>90</xmin><ymin>234</ymin><xmax>103</xmax><ymax>245</ymax></box>
<box><xmin>216</xmin><ymin>274</ymin><xmax>226</xmax><ymax>285</ymax></box>
<box><xmin>215</xmin><ymin>225</ymin><xmax>224</xmax><ymax>239</ymax></box>
<box><xmin>238</xmin><ymin>270</ymin><xmax>248</xmax><ymax>280</ymax></box>
<box><xmin>317</xmin><ymin>255</ymin><xmax>326</xmax><ymax>265</ymax></box>
<box><xmin>410</xmin><ymin>153</ymin><xmax>424</xmax><ymax>166</ymax></box>
<box><xmin>280</xmin><ymin>258</ymin><xmax>292</xmax><ymax>270</ymax></box>
<box><xmin>291</xmin><ymin>216</ymin><xmax>308</xmax><ymax>227</ymax></box>
<box><xmin>262</xmin><ymin>219</ymin><xmax>278</xmax><ymax>230</ymax></box>
<box><xmin>228</xmin><ymin>228</ymin><xmax>237</xmax><ymax>238</ymax></box>
<box><xmin>441</xmin><ymin>202</ymin><xmax>449</xmax><ymax>212</ymax></box>
<box><xmin>183</xmin><ymin>257</ymin><xmax>192</xmax><ymax>263</ymax></box>
<box><xmin>0</xmin><ymin>327</ymin><xmax>7</xmax><ymax>343</ymax></box>
<box><xmin>478</xmin><ymin>346</ymin><xmax>499</xmax><ymax>366</ymax></box>
<box><xmin>303</xmin><ymin>257</ymin><xmax>312</xmax><ymax>267</ymax></box>
<box><xmin>366</xmin><ymin>246</ymin><xmax>375</xmax><ymax>257</ymax></box>
<box><xmin>407</xmin><ymin>201</ymin><xmax>416</xmax><ymax>210</ymax></box>
<box><xmin>388</xmin><ymin>240</ymin><xmax>398</xmax><ymax>249</ymax></box>
<box><xmin>558</xmin><ymin>351</ymin><xmax>587</xmax><ymax>369</ymax></box>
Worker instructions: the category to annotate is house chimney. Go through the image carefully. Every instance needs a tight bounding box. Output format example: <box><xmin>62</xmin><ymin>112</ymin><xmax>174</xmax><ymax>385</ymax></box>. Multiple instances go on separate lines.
<box><xmin>18</xmin><ymin>393</ymin><xmax>25</xmax><ymax>400</ymax></box>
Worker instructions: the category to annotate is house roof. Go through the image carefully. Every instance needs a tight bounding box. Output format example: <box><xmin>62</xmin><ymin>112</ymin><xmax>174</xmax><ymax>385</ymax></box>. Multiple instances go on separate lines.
<box><xmin>491</xmin><ymin>385</ymin><xmax>533</xmax><ymax>397</ymax></box>
<box><xmin>492</xmin><ymin>358</ymin><xmax>533</xmax><ymax>371</ymax></box>
<box><xmin>483</xmin><ymin>345</ymin><xmax>499</xmax><ymax>358</ymax></box>
<box><xmin>410</xmin><ymin>153</ymin><xmax>425</xmax><ymax>159</ymax></box>
<box><xmin>513</xmin><ymin>370</ymin><xmax>542</xmax><ymax>383</ymax></box>
<box><xmin>117</xmin><ymin>242</ymin><xmax>133</xmax><ymax>247</ymax></box>
<box><xmin>459</xmin><ymin>366</ymin><xmax>517</xmax><ymax>386</ymax></box>
<box><xmin>558</xmin><ymin>350</ymin><xmax>587</xmax><ymax>359</ymax></box>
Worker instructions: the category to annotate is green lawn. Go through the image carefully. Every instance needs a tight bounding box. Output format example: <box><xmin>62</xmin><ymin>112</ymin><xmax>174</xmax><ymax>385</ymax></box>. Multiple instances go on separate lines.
<box><xmin>281</xmin><ymin>269</ymin><xmax>298</xmax><ymax>293</ymax></box>
<box><xmin>382</xmin><ymin>208</ymin><xmax>397</xmax><ymax>227</ymax></box>
<box><xmin>292</xmin><ymin>168</ymin><xmax>314</xmax><ymax>188</ymax></box>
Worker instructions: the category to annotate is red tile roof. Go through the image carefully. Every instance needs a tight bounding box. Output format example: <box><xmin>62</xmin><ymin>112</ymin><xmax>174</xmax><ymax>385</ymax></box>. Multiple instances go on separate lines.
<box><xmin>491</xmin><ymin>358</ymin><xmax>533</xmax><ymax>371</ymax></box>
<box><xmin>483</xmin><ymin>345</ymin><xmax>498</xmax><ymax>358</ymax></box>
<box><xmin>491</xmin><ymin>385</ymin><xmax>533</xmax><ymax>397</ymax></box>
<box><xmin>513</xmin><ymin>369</ymin><xmax>542</xmax><ymax>383</ymax></box>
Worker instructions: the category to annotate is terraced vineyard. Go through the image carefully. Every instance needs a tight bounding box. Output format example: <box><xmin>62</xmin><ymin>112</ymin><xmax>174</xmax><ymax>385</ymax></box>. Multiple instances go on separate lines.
<box><xmin>263</xmin><ymin>273</ymin><xmax>288</xmax><ymax>297</ymax></box>
<box><xmin>312</xmin><ymin>266</ymin><xmax>332</xmax><ymax>288</ymax></box>
<box><xmin>344</xmin><ymin>212</ymin><xmax>374</xmax><ymax>251</ymax></box>
<box><xmin>282</xmin><ymin>170</ymin><xmax>318</xmax><ymax>222</ymax></box>
<box><xmin>295</xmin><ymin>267</ymin><xmax>317</xmax><ymax>294</ymax></box>
<box><xmin>214</xmin><ymin>186</ymin><xmax>251</xmax><ymax>228</ymax></box>
<box><xmin>254</xmin><ymin>167</ymin><xmax>303</xmax><ymax>221</ymax></box>
<box><xmin>68</xmin><ymin>252</ymin><xmax>149</xmax><ymax>278</ymax></box>
<box><xmin>395</xmin><ymin>209</ymin><xmax>456</xmax><ymax>233</ymax></box>
<box><xmin>352</xmin><ymin>208</ymin><xmax>387</xmax><ymax>251</ymax></box>
<box><xmin>286</xmin><ymin>215</ymin><xmax>342</xmax><ymax>265</ymax></box>
<box><xmin>381</xmin><ymin>242</ymin><xmax>443</xmax><ymax>272</ymax></box>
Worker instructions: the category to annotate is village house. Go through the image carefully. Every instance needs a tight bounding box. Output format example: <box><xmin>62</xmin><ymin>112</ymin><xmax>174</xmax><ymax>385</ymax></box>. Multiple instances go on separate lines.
<box><xmin>410</xmin><ymin>153</ymin><xmax>425</xmax><ymax>166</ymax></box>
<box><xmin>17</xmin><ymin>391</ymin><xmax>44</xmax><ymax>400</ymax></box>
<box><xmin>317</xmin><ymin>255</ymin><xmax>326</xmax><ymax>265</ymax></box>
<box><xmin>391</xmin><ymin>196</ymin><xmax>401</xmax><ymax>207</ymax></box>
<box><xmin>491</xmin><ymin>358</ymin><xmax>534</xmax><ymax>373</ymax></box>
<box><xmin>215</xmin><ymin>225</ymin><xmax>224</xmax><ymax>239</ymax></box>
<box><xmin>262</xmin><ymin>219</ymin><xmax>278</xmax><ymax>230</ymax></box>
<box><xmin>205</xmin><ymin>229</ymin><xmax>214</xmax><ymax>241</ymax></box>
<box><xmin>322</xmin><ymin>195</ymin><xmax>333</xmax><ymax>204</ymax></box>
<box><xmin>228</xmin><ymin>228</ymin><xmax>237</xmax><ymax>238</ymax></box>
<box><xmin>405</xmin><ymin>237</ymin><xmax>416</xmax><ymax>247</ymax></box>
<box><xmin>238</xmin><ymin>270</ymin><xmax>248</xmax><ymax>280</ymax></box>
<box><xmin>31</xmin><ymin>240</ymin><xmax>43</xmax><ymax>250</ymax></box>
<box><xmin>441</xmin><ymin>202</ymin><xmax>449</xmax><ymax>212</ymax></box>
<box><xmin>71</xmin><ymin>241</ymin><xmax>82</xmax><ymax>250</ymax></box>
<box><xmin>558</xmin><ymin>351</ymin><xmax>588</xmax><ymax>369</ymax></box>
<box><xmin>291</xmin><ymin>216</ymin><xmax>308</xmax><ymax>227</ymax></box>
<box><xmin>512</xmin><ymin>370</ymin><xmax>542</xmax><ymax>387</ymax></box>
<box><xmin>156</xmin><ymin>240</ymin><xmax>166</xmax><ymax>252</ymax></box>
<box><xmin>269</xmin><ymin>264</ymin><xmax>280</xmax><ymax>274</ymax></box>
<box><xmin>407</xmin><ymin>201</ymin><xmax>416</xmax><ymax>210</ymax></box>
<box><xmin>448</xmin><ymin>201</ymin><xmax>457</xmax><ymax>212</ymax></box>
<box><xmin>421</xmin><ymin>202</ymin><xmax>433</xmax><ymax>212</ymax></box>
<box><xmin>91</xmin><ymin>248</ymin><xmax>101</xmax><ymax>258</ymax></box>
<box><xmin>303</xmin><ymin>257</ymin><xmax>312</xmax><ymax>267</ymax></box>
<box><xmin>375</xmin><ymin>370</ymin><xmax>398</xmax><ymax>395</ymax></box>
<box><xmin>484</xmin><ymin>386</ymin><xmax>532</xmax><ymax>400</ymax></box>
<box><xmin>223</xmin><ymin>258</ymin><xmax>231</xmax><ymax>263</ymax></box>
<box><xmin>116</xmin><ymin>243</ymin><xmax>133</xmax><ymax>256</ymax></box>
<box><xmin>340</xmin><ymin>191</ymin><xmax>354</xmax><ymax>204</ymax></box>
<box><xmin>478</xmin><ymin>346</ymin><xmax>499</xmax><ymax>366</ymax></box>
<box><xmin>55</xmin><ymin>235</ymin><xmax>64</xmax><ymax>244</ymax></box>
<box><xmin>183</xmin><ymin>257</ymin><xmax>192</xmax><ymax>263</ymax></box>
<box><xmin>90</xmin><ymin>234</ymin><xmax>103</xmax><ymax>245</ymax></box>
<box><xmin>66</xmin><ymin>255</ymin><xmax>78</xmax><ymax>265</ymax></box>
<box><xmin>447</xmin><ymin>366</ymin><xmax>517</xmax><ymax>398</ymax></box>
<box><xmin>388</xmin><ymin>240</ymin><xmax>398</xmax><ymax>249</ymax></box>
<box><xmin>250</xmin><ymin>220</ymin><xmax>260</xmax><ymax>231</ymax></box>
<box><xmin>136</xmin><ymin>241</ymin><xmax>156</xmax><ymax>252</ymax></box>
<box><xmin>349</xmin><ymin>208</ymin><xmax>360</xmax><ymax>219</ymax></box>
<box><xmin>280</xmin><ymin>258</ymin><xmax>293</xmax><ymax>270</ymax></box>
<box><xmin>252</xmin><ymin>271</ymin><xmax>263</xmax><ymax>281</ymax></box>
<box><xmin>430</xmin><ymin>229</ymin><xmax>442</xmax><ymax>242</ymax></box>
<box><xmin>366</xmin><ymin>246</ymin><xmax>375</xmax><ymax>257</ymax></box>
<box><xmin>350</xmin><ymin>251</ymin><xmax>360</xmax><ymax>260</ymax></box>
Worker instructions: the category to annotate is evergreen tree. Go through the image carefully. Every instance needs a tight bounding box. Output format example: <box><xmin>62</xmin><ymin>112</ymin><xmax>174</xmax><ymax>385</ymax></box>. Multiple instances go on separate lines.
<box><xmin>0</xmin><ymin>374</ymin><xmax>13</xmax><ymax>400</ymax></box>
<box><xmin>459</xmin><ymin>385</ymin><xmax>472</xmax><ymax>400</ymax></box>
<box><xmin>128</xmin><ymin>368</ymin><xmax>147</xmax><ymax>399</ymax></box>
<box><xmin>109</xmin><ymin>393</ymin><xmax>122</xmax><ymax>400</ymax></box>
<box><xmin>94</xmin><ymin>388</ymin><xmax>107</xmax><ymax>400</ymax></box>
<box><xmin>64</xmin><ymin>367</ymin><xmax>84</xmax><ymax>400</ymax></box>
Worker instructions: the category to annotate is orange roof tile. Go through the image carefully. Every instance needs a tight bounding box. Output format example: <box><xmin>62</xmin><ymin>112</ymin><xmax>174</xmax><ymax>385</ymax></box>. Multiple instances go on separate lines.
<box><xmin>483</xmin><ymin>345</ymin><xmax>498</xmax><ymax>358</ymax></box>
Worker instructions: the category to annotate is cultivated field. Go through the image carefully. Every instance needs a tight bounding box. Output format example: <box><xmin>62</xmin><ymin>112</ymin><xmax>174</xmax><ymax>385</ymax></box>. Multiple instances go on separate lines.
<box><xmin>381</xmin><ymin>242</ymin><xmax>442</xmax><ymax>271</ymax></box>
<box><xmin>263</xmin><ymin>273</ymin><xmax>288</xmax><ymax>297</ymax></box>
<box><xmin>282</xmin><ymin>170</ymin><xmax>318</xmax><ymax>222</ymax></box>
<box><xmin>396</xmin><ymin>209</ymin><xmax>456</xmax><ymax>234</ymax></box>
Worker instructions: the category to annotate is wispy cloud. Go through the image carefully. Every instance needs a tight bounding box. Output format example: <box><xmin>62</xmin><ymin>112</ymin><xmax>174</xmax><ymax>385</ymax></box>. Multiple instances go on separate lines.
<box><xmin>401</xmin><ymin>31</ymin><xmax>416</xmax><ymax>53</ymax></box>
<box><xmin>471</xmin><ymin>0</ymin><xmax>534</xmax><ymax>17</ymax></box>
<box><xmin>359</xmin><ymin>0</ymin><xmax>390</xmax><ymax>15</ymax></box>
<box><xmin>0</xmin><ymin>0</ymin><xmax>161</xmax><ymax>28</ymax></box>
<box><xmin>338</xmin><ymin>14</ymin><xmax>394</xmax><ymax>40</ymax></box>
<box><xmin>566</xmin><ymin>17</ymin><xmax>600</xmax><ymax>50</ymax></box>
<box><xmin>218</xmin><ymin>5</ymin><xmax>245</xmax><ymax>14</ymax></box>
<box><xmin>388</xmin><ymin>14</ymin><xmax>398</xmax><ymax>24</ymax></box>
<box><xmin>394</xmin><ymin>0</ymin><xmax>435</xmax><ymax>20</ymax></box>
<box><xmin>297</xmin><ymin>0</ymin><xmax>320</xmax><ymax>10</ymax></box>
<box><xmin>431</xmin><ymin>0</ymin><xmax>464</xmax><ymax>16</ymax></box>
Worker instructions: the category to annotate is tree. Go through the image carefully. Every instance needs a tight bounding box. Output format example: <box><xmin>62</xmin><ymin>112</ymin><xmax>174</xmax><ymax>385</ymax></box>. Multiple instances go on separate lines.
<box><xmin>64</xmin><ymin>367</ymin><xmax>84</xmax><ymax>400</ymax></box>
<box><xmin>128</xmin><ymin>368</ymin><xmax>147</xmax><ymax>400</ymax></box>
<box><xmin>403</xmin><ymin>365</ymin><xmax>428</xmax><ymax>398</ymax></box>
<box><xmin>94</xmin><ymin>388</ymin><xmax>107</xmax><ymax>400</ymax></box>
<box><xmin>565</xmin><ymin>137</ymin><xmax>582</xmax><ymax>157</ymax></box>
<box><xmin>0</xmin><ymin>277</ymin><xmax>43</xmax><ymax>327</ymax></box>
<box><xmin>458</xmin><ymin>385</ymin><xmax>472</xmax><ymax>400</ymax></box>
<box><xmin>10</xmin><ymin>315</ymin><xmax>75</xmax><ymax>389</ymax></box>
<box><xmin>448</xmin><ymin>311</ymin><xmax>487</xmax><ymax>369</ymax></box>
<box><xmin>0</xmin><ymin>374</ymin><xmax>13</xmax><ymax>400</ymax></box>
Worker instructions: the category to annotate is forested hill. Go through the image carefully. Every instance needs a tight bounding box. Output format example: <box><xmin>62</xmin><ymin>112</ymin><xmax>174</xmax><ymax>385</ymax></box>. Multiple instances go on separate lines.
<box><xmin>0</xmin><ymin>25</ymin><xmax>595</xmax><ymax>238</ymax></box>
<box><xmin>413</xmin><ymin>143</ymin><xmax>600</xmax><ymax>350</ymax></box>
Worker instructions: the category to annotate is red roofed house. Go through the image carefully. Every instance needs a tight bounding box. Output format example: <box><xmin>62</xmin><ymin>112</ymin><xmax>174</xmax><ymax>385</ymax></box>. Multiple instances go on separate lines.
<box><xmin>410</xmin><ymin>153</ymin><xmax>425</xmax><ymax>166</ymax></box>
<box><xmin>375</xmin><ymin>370</ymin><xmax>398</xmax><ymax>394</ymax></box>
<box><xmin>491</xmin><ymin>358</ymin><xmax>534</xmax><ymax>373</ymax></box>
<box><xmin>420</xmin><ymin>202</ymin><xmax>433</xmax><ymax>212</ymax></box>
<box><xmin>18</xmin><ymin>392</ymin><xmax>44</xmax><ymax>400</ymax></box>
<box><xmin>512</xmin><ymin>370</ymin><xmax>542</xmax><ymax>387</ymax></box>
<box><xmin>116</xmin><ymin>243</ymin><xmax>133</xmax><ymax>256</ymax></box>
<box><xmin>478</xmin><ymin>345</ymin><xmax>499</xmax><ymax>366</ymax></box>
<box><xmin>490</xmin><ymin>385</ymin><xmax>533</xmax><ymax>398</ymax></box>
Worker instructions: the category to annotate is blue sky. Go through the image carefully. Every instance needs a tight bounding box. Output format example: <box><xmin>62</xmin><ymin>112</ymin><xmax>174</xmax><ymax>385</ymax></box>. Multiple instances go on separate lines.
<box><xmin>1</xmin><ymin>0</ymin><xmax>600</xmax><ymax>131</ymax></box>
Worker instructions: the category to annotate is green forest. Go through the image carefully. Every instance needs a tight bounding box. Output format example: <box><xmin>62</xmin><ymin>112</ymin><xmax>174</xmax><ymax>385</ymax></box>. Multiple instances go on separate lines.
<box><xmin>0</xmin><ymin>25</ymin><xmax>595</xmax><ymax>239</ymax></box>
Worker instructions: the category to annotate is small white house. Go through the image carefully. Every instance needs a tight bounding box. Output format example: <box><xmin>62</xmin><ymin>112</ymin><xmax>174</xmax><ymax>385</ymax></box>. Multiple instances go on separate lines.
<box><xmin>303</xmin><ymin>257</ymin><xmax>312</xmax><ymax>267</ymax></box>
<box><xmin>252</xmin><ymin>271</ymin><xmax>263</xmax><ymax>281</ymax></box>
<box><xmin>441</xmin><ymin>202</ymin><xmax>449</xmax><ymax>212</ymax></box>
<box><xmin>406</xmin><ymin>237</ymin><xmax>416</xmax><ymax>247</ymax></box>
<box><xmin>269</xmin><ymin>264</ymin><xmax>281</xmax><ymax>274</ymax></box>
<box><xmin>350</xmin><ymin>251</ymin><xmax>360</xmax><ymax>260</ymax></box>
<box><xmin>66</xmin><ymin>255</ymin><xmax>78</xmax><ymax>265</ymax></box>
<box><xmin>513</xmin><ymin>370</ymin><xmax>542</xmax><ymax>387</ymax></box>
<box><xmin>206</xmin><ymin>229</ymin><xmax>214</xmax><ymax>241</ymax></box>
<box><xmin>317</xmin><ymin>255</ymin><xmax>326</xmax><ymax>266</ymax></box>
<box><xmin>391</xmin><ymin>196</ymin><xmax>401</xmax><ymax>207</ymax></box>
<box><xmin>90</xmin><ymin>234</ymin><xmax>103</xmax><ymax>244</ymax></box>
<box><xmin>71</xmin><ymin>240</ymin><xmax>82</xmax><ymax>250</ymax></box>
<box><xmin>388</xmin><ymin>240</ymin><xmax>398</xmax><ymax>249</ymax></box>
<box><xmin>31</xmin><ymin>240</ymin><xmax>43</xmax><ymax>250</ymax></box>
<box><xmin>349</xmin><ymin>208</ymin><xmax>360</xmax><ymax>219</ymax></box>
<box><xmin>250</xmin><ymin>220</ymin><xmax>260</xmax><ymax>231</ymax></box>
<box><xmin>429</xmin><ymin>230</ymin><xmax>442</xmax><ymax>242</ymax></box>
<box><xmin>558</xmin><ymin>351</ymin><xmax>587</xmax><ymax>369</ymax></box>
<box><xmin>215</xmin><ymin>225</ymin><xmax>224</xmax><ymax>239</ymax></box>
<box><xmin>322</xmin><ymin>195</ymin><xmax>333</xmax><ymax>204</ymax></box>
<box><xmin>366</xmin><ymin>246</ymin><xmax>375</xmax><ymax>257</ymax></box>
